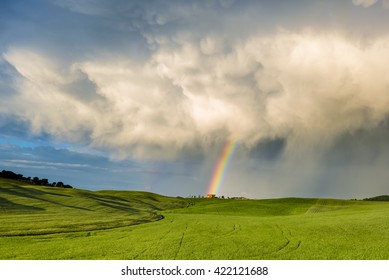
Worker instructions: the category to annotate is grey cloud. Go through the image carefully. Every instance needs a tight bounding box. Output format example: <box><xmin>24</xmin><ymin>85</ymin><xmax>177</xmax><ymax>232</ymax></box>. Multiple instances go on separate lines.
<box><xmin>0</xmin><ymin>60</ymin><xmax>20</xmax><ymax>97</ymax></box>
<box><xmin>247</xmin><ymin>138</ymin><xmax>286</xmax><ymax>161</ymax></box>
<box><xmin>383</xmin><ymin>0</ymin><xmax>389</xmax><ymax>9</ymax></box>
<box><xmin>4</xmin><ymin>31</ymin><xmax>389</xmax><ymax>161</ymax></box>
<box><xmin>352</xmin><ymin>0</ymin><xmax>378</xmax><ymax>7</ymax></box>
<box><xmin>352</xmin><ymin>0</ymin><xmax>389</xmax><ymax>10</ymax></box>
<box><xmin>2</xmin><ymin>0</ymin><xmax>389</xmax><ymax>198</ymax></box>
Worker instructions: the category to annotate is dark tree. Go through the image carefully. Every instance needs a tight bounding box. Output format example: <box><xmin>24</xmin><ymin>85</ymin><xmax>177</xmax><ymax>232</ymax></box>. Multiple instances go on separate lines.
<box><xmin>41</xmin><ymin>178</ymin><xmax>49</xmax><ymax>186</ymax></box>
<box><xmin>1</xmin><ymin>170</ymin><xmax>76</xmax><ymax>189</ymax></box>
<box><xmin>32</xmin><ymin>177</ymin><xmax>40</xmax><ymax>185</ymax></box>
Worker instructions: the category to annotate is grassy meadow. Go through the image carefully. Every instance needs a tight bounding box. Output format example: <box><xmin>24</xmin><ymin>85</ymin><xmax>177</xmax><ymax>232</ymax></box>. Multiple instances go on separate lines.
<box><xmin>0</xmin><ymin>178</ymin><xmax>388</xmax><ymax>259</ymax></box>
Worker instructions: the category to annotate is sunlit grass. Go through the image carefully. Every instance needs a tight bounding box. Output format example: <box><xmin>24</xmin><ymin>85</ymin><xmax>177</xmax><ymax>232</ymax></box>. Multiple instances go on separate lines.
<box><xmin>0</xmin><ymin>178</ymin><xmax>186</xmax><ymax>236</ymax></box>
<box><xmin>0</xmin><ymin>178</ymin><xmax>388</xmax><ymax>259</ymax></box>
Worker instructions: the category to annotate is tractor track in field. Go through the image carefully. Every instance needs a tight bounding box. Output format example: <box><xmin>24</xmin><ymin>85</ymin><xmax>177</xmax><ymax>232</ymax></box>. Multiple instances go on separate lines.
<box><xmin>156</xmin><ymin>218</ymin><xmax>176</xmax><ymax>241</ymax></box>
<box><xmin>133</xmin><ymin>248</ymin><xmax>148</xmax><ymax>260</ymax></box>
<box><xmin>214</xmin><ymin>223</ymin><xmax>241</xmax><ymax>239</ymax></box>
<box><xmin>275</xmin><ymin>224</ymin><xmax>291</xmax><ymax>252</ymax></box>
<box><xmin>174</xmin><ymin>225</ymin><xmax>188</xmax><ymax>260</ymax></box>
<box><xmin>224</xmin><ymin>223</ymin><xmax>241</xmax><ymax>237</ymax></box>
<box><xmin>133</xmin><ymin>221</ymin><xmax>175</xmax><ymax>259</ymax></box>
<box><xmin>275</xmin><ymin>224</ymin><xmax>301</xmax><ymax>253</ymax></box>
<box><xmin>336</xmin><ymin>226</ymin><xmax>356</xmax><ymax>237</ymax></box>
<box><xmin>0</xmin><ymin>215</ymin><xmax>164</xmax><ymax>238</ymax></box>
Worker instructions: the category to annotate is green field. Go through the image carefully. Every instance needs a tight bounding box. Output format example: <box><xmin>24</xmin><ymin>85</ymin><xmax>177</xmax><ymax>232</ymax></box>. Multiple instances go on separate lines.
<box><xmin>0</xmin><ymin>178</ymin><xmax>388</xmax><ymax>259</ymax></box>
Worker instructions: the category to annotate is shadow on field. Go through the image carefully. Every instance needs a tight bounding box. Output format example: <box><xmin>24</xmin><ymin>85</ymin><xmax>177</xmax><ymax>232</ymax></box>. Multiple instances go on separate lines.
<box><xmin>0</xmin><ymin>184</ymin><xmax>92</xmax><ymax>211</ymax></box>
<box><xmin>94</xmin><ymin>197</ymin><xmax>142</xmax><ymax>213</ymax></box>
<box><xmin>78</xmin><ymin>192</ymin><xmax>161</xmax><ymax>213</ymax></box>
<box><xmin>0</xmin><ymin>197</ymin><xmax>44</xmax><ymax>212</ymax></box>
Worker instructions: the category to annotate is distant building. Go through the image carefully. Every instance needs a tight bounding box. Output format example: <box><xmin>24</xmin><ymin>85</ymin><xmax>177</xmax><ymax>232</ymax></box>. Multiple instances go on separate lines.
<box><xmin>206</xmin><ymin>194</ymin><xmax>216</xmax><ymax>199</ymax></box>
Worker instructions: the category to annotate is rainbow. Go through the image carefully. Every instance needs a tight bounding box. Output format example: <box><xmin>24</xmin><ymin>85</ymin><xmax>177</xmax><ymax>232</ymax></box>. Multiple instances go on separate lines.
<box><xmin>207</xmin><ymin>138</ymin><xmax>237</xmax><ymax>195</ymax></box>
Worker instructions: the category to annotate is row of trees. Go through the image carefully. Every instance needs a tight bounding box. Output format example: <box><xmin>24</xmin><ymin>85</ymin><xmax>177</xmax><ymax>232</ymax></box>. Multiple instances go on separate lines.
<box><xmin>363</xmin><ymin>195</ymin><xmax>389</xmax><ymax>201</ymax></box>
<box><xmin>0</xmin><ymin>170</ymin><xmax>74</xmax><ymax>189</ymax></box>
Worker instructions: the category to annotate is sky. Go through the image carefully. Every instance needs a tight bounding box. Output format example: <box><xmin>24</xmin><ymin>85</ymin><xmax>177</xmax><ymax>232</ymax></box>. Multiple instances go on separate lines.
<box><xmin>1</xmin><ymin>0</ymin><xmax>389</xmax><ymax>199</ymax></box>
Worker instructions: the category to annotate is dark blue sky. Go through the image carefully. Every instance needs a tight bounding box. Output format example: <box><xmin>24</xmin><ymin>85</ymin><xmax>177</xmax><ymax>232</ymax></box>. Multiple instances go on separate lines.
<box><xmin>1</xmin><ymin>0</ymin><xmax>389</xmax><ymax>198</ymax></box>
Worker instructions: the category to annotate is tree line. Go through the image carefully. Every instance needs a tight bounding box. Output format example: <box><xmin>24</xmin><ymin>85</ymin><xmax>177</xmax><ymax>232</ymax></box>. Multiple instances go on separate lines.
<box><xmin>363</xmin><ymin>195</ymin><xmax>389</xmax><ymax>201</ymax></box>
<box><xmin>0</xmin><ymin>170</ymin><xmax>74</xmax><ymax>189</ymax></box>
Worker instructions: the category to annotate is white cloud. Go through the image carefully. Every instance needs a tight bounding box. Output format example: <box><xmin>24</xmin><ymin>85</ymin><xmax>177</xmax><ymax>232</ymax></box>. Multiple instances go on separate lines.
<box><xmin>3</xmin><ymin>0</ymin><xmax>389</xmax><ymax>198</ymax></box>
<box><xmin>1</xmin><ymin>49</ymin><xmax>97</xmax><ymax>143</ymax></box>
<box><xmin>200</xmin><ymin>36</ymin><xmax>225</xmax><ymax>55</ymax></box>
<box><xmin>3</xmin><ymin>31</ymin><xmax>389</xmax><ymax>161</ymax></box>
<box><xmin>4</xmin><ymin>49</ymin><xmax>69</xmax><ymax>85</ymax></box>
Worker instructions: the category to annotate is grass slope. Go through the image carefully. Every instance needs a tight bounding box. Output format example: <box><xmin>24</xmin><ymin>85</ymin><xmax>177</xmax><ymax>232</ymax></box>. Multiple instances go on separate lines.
<box><xmin>0</xmin><ymin>178</ymin><xmax>186</xmax><ymax>236</ymax></box>
<box><xmin>0</xmin><ymin>179</ymin><xmax>388</xmax><ymax>259</ymax></box>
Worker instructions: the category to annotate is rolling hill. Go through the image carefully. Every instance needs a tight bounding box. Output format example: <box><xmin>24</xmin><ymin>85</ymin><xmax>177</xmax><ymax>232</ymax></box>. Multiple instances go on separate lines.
<box><xmin>0</xmin><ymin>178</ymin><xmax>186</xmax><ymax>236</ymax></box>
<box><xmin>0</xmin><ymin>178</ymin><xmax>388</xmax><ymax>259</ymax></box>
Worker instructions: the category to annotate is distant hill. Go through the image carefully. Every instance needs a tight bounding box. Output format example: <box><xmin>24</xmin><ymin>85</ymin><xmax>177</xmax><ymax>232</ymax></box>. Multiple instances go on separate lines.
<box><xmin>363</xmin><ymin>195</ymin><xmax>389</xmax><ymax>201</ymax></box>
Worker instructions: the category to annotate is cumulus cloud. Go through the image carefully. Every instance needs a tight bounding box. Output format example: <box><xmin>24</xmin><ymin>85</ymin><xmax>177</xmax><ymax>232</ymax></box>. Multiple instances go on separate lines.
<box><xmin>3</xmin><ymin>31</ymin><xmax>389</xmax><ymax>162</ymax></box>
<box><xmin>2</xmin><ymin>0</ymin><xmax>389</xmax><ymax>198</ymax></box>
<box><xmin>2</xmin><ymin>49</ymin><xmax>97</xmax><ymax>144</ymax></box>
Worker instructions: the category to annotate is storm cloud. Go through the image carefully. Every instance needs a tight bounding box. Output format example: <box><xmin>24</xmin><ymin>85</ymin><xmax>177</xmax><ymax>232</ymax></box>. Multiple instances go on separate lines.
<box><xmin>3</xmin><ymin>31</ymin><xmax>389</xmax><ymax>159</ymax></box>
<box><xmin>1</xmin><ymin>0</ymin><xmax>389</xmax><ymax>198</ymax></box>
